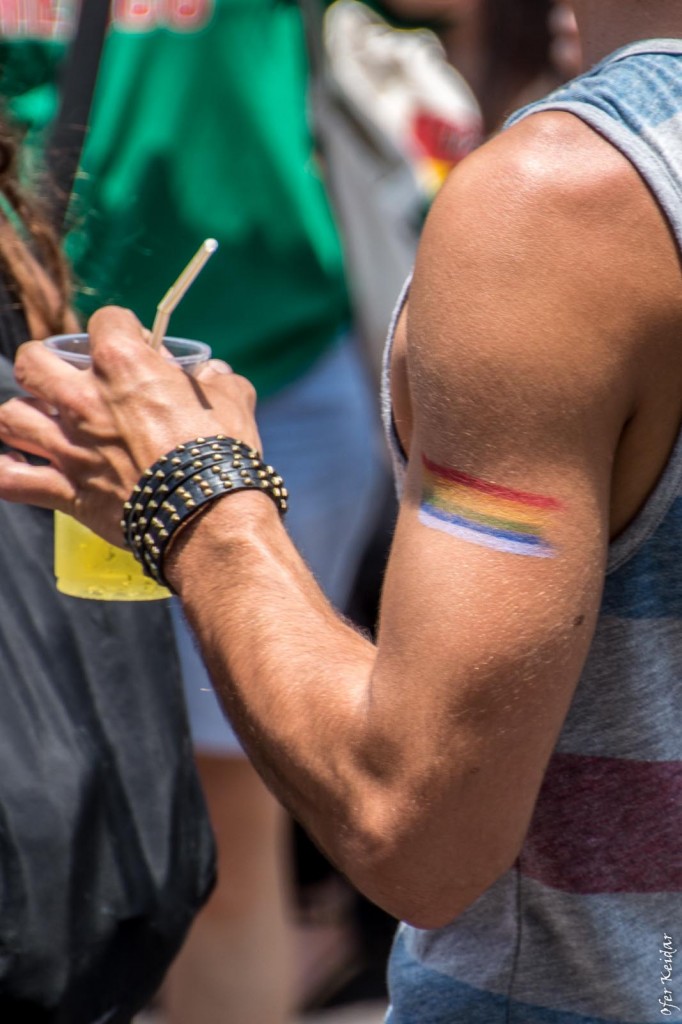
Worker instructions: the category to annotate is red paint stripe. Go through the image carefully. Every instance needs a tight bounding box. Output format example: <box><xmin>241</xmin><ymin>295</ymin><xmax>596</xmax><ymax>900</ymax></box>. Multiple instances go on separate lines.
<box><xmin>422</xmin><ymin>455</ymin><xmax>563</xmax><ymax>510</ymax></box>
<box><xmin>520</xmin><ymin>753</ymin><xmax>682</xmax><ymax>894</ymax></box>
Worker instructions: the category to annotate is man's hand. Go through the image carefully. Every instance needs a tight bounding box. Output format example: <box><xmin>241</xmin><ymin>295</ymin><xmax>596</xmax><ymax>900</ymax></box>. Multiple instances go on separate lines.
<box><xmin>0</xmin><ymin>306</ymin><xmax>263</xmax><ymax>545</ymax></box>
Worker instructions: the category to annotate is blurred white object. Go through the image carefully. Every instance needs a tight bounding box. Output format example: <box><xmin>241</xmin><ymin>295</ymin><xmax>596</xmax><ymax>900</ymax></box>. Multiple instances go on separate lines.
<box><xmin>325</xmin><ymin>0</ymin><xmax>483</xmax><ymax>197</ymax></box>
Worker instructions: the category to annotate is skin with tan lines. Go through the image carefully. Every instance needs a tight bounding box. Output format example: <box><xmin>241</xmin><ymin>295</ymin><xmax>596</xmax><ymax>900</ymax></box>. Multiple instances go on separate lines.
<box><xmin>0</xmin><ymin>0</ymin><xmax>681</xmax><ymax>931</ymax></box>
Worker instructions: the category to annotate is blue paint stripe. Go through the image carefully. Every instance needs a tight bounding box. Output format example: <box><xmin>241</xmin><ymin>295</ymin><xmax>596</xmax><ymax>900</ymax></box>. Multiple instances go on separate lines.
<box><xmin>387</xmin><ymin>931</ymin><xmax>655</xmax><ymax>1024</ymax></box>
<box><xmin>421</xmin><ymin>502</ymin><xmax>546</xmax><ymax>548</ymax></box>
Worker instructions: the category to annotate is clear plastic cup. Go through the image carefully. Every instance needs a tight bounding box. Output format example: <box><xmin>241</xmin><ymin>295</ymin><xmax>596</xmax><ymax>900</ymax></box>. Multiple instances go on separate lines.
<box><xmin>45</xmin><ymin>333</ymin><xmax>211</xmax><ymax>600</ymax></box>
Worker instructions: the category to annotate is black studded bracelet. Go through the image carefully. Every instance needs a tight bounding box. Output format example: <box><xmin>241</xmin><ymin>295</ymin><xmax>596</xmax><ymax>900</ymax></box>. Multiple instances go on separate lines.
<box><xmin>121</xmin><ymin>435</ymin><xmax>288</xmax><ymax>588</ymax></box>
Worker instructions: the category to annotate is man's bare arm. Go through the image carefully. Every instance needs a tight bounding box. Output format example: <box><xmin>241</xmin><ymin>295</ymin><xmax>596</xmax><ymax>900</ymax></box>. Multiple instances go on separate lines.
<box><xmin>156</xmin><ymin>115</ymin><xmax>612</xmax><ymax>922</ymax></box>
<box><xmin>153</xmin><ymin>112</ymin><xmax>678</xmax><ymax>924</ymax></box>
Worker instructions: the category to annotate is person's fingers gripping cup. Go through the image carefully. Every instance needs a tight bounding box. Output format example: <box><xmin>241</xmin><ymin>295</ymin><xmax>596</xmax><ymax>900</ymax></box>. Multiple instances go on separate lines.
<box><xmin>45</xmin><ymin>333</ymin><xmax>212</xmax><ymax>600</ymax></box>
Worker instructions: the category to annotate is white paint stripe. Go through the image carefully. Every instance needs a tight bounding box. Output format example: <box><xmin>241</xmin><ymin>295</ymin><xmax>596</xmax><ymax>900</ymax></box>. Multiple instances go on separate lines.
<box><xmin>418</xmin><ymin>509</ymin><xmax>553</xmax><ymax>557</ymax></box>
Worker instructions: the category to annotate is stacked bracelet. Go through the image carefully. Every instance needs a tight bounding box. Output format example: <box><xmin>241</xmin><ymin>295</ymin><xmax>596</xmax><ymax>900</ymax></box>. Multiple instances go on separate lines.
<box><xmin>121</xmin><ymin>435</ymin><xmax>288</xmax><ymax>588</ymax></box>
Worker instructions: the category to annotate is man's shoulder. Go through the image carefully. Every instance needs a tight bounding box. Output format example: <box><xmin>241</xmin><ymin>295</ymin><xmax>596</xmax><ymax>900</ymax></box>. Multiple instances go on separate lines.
<box><xmin>440</xmin><ymin>109</ymin><xmax>640</xmax><ymax>229</ymax></box>
<box><xmin>422</xmin><ymin>107</ymin><xmax>682</xmax><ymax>349</ymax></box>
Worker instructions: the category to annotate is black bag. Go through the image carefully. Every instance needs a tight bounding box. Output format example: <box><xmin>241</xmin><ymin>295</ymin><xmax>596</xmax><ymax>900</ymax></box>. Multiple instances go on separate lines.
<box><xmin>0</xmin><ymin>498</ymin><xmax>216</xmax><ymax>1021</ymax></box>
<box><xmin>0</xmin><ymin>65</ymin><xmax>216</xmax><ymax>1019</ymax></box>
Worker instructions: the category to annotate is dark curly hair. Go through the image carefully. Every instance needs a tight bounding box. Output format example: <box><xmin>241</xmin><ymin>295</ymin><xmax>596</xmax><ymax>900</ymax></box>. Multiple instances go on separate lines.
<box><xmin>0</xmin><ymin>118</ymin><xmax>71</xmax><ymax>338</ymax></box>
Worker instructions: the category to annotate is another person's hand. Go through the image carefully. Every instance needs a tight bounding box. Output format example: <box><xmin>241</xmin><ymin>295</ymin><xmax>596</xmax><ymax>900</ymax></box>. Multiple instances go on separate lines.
<box><xmin>0</xmin><ymin>306</ymin><xmax>262</xmax><ymax>546</ymax></box>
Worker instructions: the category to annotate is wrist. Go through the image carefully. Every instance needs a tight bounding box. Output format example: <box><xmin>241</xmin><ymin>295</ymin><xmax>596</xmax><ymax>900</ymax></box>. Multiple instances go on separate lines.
<box><xmin>163</xmin><ymin>487</ymin><xmax>281</xmax><ymax>593</ymax></box>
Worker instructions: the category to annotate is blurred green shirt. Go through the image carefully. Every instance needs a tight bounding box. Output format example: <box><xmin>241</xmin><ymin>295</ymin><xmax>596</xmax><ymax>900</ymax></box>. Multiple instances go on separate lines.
<box><xmin>0</xmin><ymin>0</ymin><xmax>358</xmax><ymax>395</ymax></box>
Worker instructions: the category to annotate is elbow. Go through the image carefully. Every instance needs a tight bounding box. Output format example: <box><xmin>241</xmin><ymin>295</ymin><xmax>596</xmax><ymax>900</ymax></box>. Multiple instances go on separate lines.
<box><xmin>318</xmin><ymin>732</ymin><xmax>528</xmax><ymax>929</ymax></box>
<box><xmin>360</xmin><ymin>853</ymin><xmax>515</xmax><ymax>930</ymax></box>
<box><xmin>336</xmin><ymin>796</ymin><xmax>516</xmax><ymax>931</ymax></box>
<box><xmin>359</xmin><ymin>868</ymin><xmax>499</xmax><ymax>932</ymax></box>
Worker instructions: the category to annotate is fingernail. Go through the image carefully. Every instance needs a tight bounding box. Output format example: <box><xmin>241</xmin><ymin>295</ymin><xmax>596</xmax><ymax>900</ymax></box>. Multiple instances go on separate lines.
<box><xmin>207</xmin><ymin>359</ymin><xmax>233</xmax><ymax>374</ymax></box>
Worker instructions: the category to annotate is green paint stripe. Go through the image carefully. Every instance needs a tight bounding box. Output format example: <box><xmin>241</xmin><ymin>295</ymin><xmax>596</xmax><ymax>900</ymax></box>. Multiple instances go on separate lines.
<box><xmin>424</xmin><ymin>490</ymin><xmax>545</xmax><ymax>538</ymax></box>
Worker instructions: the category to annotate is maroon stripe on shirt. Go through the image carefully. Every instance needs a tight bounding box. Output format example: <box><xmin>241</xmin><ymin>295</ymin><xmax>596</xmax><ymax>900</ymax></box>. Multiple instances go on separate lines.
<box><xmin>520</xmin><ymin>753</ymin><xmax>682</xmax><ymax>893</ymax></box>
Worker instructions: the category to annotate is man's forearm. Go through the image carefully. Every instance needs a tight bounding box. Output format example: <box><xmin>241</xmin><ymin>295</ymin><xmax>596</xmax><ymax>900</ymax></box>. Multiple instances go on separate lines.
<box><xmin>164</xmin><ymin>487</ymin><xmax>531</xmax><ymax>929</ymax></box>
<box><xmin>166</xmin><ymin>490</ymin><xmax>382</xmax><ymax>872</ymax></box>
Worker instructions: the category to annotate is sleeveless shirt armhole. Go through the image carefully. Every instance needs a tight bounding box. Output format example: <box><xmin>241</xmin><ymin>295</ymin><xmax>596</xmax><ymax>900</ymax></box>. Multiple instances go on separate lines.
<box><xmin>381</xmin><ymin>272</ymin><xmax>412</xmax><ymax>472</ymax></box>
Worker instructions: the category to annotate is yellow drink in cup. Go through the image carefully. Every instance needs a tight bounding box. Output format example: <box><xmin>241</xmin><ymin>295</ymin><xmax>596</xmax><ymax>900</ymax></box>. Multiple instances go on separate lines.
<box><xmin>54</xmin><ymin>511</ymin><xmax>170</xmax><ymax>600</ymax></box>
<box><xmin>45</xmin><ymin>333</ymin><xmax>212</xmax><ymax>600</ymax></box>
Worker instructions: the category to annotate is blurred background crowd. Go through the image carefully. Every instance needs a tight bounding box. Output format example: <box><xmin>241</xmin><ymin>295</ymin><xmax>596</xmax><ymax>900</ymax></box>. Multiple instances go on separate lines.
<box><xmin>0</xmin><ymin>1</ymin><xmax>580</xmax><ymax>1021</ymax></box>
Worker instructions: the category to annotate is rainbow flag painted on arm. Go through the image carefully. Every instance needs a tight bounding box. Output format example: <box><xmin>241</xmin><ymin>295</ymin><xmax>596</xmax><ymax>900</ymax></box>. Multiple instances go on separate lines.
<box><xmin>419</xmin><ymin>454</ymin><xmax>562</xmax><ymax>557</ymax></box>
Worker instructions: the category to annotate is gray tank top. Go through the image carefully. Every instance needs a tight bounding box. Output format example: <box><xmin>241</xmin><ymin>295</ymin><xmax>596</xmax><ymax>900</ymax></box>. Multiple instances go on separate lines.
<box><xmin>382</xmin><ymin>40</ymin><xmax>682</xmax><ymax>1024</ymax></box>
